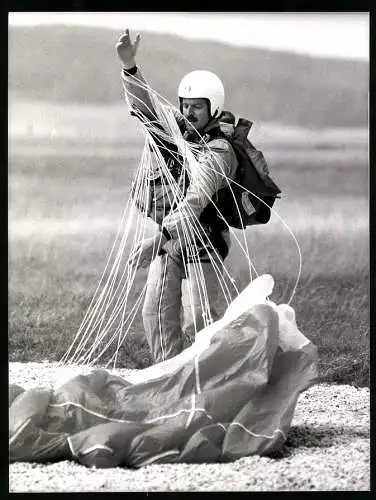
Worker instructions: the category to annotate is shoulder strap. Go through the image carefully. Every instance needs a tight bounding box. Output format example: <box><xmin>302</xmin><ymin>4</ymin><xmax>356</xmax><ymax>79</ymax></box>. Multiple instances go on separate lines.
<box><xmin>233</xmin><ymin>118</ymin><xmax>253</xmax><ymax>143</ymax></box>
<box><xmin>218</xmin><ymin>116</ymin><xmax>253</xmax><ymax>144</ymax></box>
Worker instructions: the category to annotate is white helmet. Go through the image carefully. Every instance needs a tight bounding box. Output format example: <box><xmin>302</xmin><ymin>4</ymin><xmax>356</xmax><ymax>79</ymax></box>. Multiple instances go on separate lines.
<box><xmin>178</xmin><ymin>70</ymin><xmax>225</xmax><ymax>118</ymax></box>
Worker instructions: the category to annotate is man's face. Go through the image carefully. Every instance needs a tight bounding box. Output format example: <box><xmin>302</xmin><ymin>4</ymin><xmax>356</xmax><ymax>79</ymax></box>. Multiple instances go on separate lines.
<box><xmin>181</xmin><ymin>98</ymin><xmax>210</xmax><ymax>132</ymax></box>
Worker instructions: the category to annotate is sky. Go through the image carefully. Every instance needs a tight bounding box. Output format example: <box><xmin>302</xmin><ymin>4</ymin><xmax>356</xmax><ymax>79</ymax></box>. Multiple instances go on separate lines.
<box><xmin>9</xmin><ymin>12</ymin><xmax>369</xmax><ymax>61</ymax></box>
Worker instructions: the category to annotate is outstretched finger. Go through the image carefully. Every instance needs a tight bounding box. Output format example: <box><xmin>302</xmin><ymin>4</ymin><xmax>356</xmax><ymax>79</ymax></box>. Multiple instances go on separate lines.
<box><xmin>117</xmin><ymin>28</ymin><xmax>130</xmax><ymax>43</ymax></box>
<box><xmin>134</xmin><ymin>32</ymin><xmax>141</xmax><ymax>52</ymax></box>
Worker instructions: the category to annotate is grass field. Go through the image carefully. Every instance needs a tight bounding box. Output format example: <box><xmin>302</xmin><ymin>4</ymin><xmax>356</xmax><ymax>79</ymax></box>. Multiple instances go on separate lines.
<box><xmin>8</xmin><ymin>135</ymin><xmax>369</xmax><ymax>386</ymax></box>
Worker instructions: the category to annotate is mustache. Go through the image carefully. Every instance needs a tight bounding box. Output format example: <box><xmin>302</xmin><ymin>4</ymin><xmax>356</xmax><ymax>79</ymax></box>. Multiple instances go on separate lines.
<box><xmin>187</xmin><ymin>115</ymin><xmax>197</xmax><ymax>122</ymax></box>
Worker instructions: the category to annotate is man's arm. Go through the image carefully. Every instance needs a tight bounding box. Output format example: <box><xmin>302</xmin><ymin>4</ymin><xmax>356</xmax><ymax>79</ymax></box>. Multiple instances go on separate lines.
<box><xmin>116</xmin><ymin>29</ymin><xmax>159</xmax><ymax>122</ymax></box>
<box><xmin>121</xmin><ymin>67</ymin><xmax>161</xmax><ymax>123</ymax></box>
<box><xmin>117</xmin><ymin>29</ymin><xmax>185</xmax><ymax>131</ymax></box>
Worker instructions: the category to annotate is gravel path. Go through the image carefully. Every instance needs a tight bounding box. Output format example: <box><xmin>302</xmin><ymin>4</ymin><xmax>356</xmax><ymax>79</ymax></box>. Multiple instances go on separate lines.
<box><xmin>9</xmin><ymin>362</ymin><xmax>370</xmax><ymax>492</ymax></box>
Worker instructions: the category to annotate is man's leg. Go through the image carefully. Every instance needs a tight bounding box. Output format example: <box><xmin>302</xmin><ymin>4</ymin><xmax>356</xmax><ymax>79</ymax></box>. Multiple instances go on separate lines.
<box><xmin>182</xmin><ymin>256</ymin><xmax>224</xmax><ymax>339</ymax></box>
<box><xmin>142</xmin><ymin>254</ymin><xmax>184</xmax><ymax>363</ymax></box>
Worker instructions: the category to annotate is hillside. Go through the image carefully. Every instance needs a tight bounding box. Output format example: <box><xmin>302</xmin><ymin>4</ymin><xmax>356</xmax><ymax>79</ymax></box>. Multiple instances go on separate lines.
<box><xmin>9</xmin><ymin>25</ymin><xmax>368</xmax><ymax>128</ymax></box>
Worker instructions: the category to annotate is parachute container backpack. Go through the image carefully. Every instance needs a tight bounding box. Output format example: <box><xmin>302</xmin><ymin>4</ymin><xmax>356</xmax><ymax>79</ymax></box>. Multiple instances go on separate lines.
<box><xmin>216</xmin><ymin>116</ymin><xmax>281</xmax><ymax>229</ymax></box>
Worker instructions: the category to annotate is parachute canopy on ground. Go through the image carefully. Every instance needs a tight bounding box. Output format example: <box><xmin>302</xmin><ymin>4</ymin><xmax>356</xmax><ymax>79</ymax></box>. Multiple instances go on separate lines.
<box><xmin>9</xmin><ymin>275</ymin><xmax>317</xmax><ymax>468</ymax></box>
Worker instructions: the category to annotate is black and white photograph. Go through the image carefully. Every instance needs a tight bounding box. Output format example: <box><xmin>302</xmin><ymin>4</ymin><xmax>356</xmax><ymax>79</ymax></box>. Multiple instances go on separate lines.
<box><xmin>8</xmin><ymin>11</ymin><xmax>369</xmax><ymax>492</ymax></box>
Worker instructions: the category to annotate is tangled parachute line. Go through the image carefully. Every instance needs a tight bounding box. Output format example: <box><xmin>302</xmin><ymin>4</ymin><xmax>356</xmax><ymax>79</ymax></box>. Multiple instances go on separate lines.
<box><xmin>60</xmin><ymin>74</ymin><xmax>302</xmax><ymax>369</ymax></box>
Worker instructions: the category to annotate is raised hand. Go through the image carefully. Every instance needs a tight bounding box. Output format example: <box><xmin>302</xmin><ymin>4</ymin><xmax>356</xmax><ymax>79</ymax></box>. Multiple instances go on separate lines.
<box><xmin>116</xmin><ymin>28</ymin><xmax>141</xmax><ymax>69</ymax></box>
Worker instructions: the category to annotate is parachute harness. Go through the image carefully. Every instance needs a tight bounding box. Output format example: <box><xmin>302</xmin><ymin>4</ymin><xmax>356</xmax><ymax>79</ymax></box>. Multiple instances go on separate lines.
<box><xmin>60</xmin><ymin>75</ymin><xmax>302</xmax><ymax>368</ymax></box>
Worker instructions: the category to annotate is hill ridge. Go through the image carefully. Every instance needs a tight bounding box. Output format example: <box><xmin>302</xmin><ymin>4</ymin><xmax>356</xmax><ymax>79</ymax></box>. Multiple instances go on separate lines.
<box><xmin>9</xmin><ymin>25</ymin><xmax>368</xmax><ymax>128</ymax></box>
